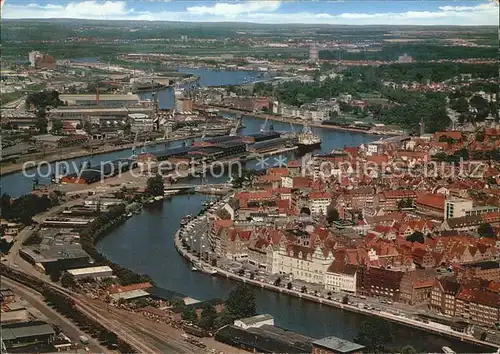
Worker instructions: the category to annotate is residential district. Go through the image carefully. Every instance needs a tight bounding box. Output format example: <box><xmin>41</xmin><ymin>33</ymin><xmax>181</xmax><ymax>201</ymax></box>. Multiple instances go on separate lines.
<box><xmin>1</xmin><ymin>21</ymin><xmax>499</xmax><ymax>354</ymax></box>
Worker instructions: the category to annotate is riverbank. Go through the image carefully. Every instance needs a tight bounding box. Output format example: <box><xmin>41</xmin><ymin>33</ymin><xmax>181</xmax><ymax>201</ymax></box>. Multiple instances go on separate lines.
<box><xmin>0</xmin><ymin>134</ymin><xmax>201</xmax><ymax>177</ymax></box>
<box><xmin>211</xmin><ymin>105</ymin><xmax>403</xmax><ymax>136</ymax></box>
<box><xmin>173</xmin><ymin>227</ymin><xmax>498</xmax><ymax>351</ymax></box>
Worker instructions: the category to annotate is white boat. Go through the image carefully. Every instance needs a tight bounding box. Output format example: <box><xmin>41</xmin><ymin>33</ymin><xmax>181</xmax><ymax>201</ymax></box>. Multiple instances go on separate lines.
<box><xmin>126</xmin><ymin>212</ymin><xmax>133</xmax><ymax>218</ymax></box>
<box><xmin>192</xmin><ymin>262</ymin><xmax>217</xmax><ymax>275</ymax></box>
<box><xmin>154</xmin><ymin>195</ymin><xmax>164</xmax><ymax>201</ymax></box>
<box><xmin>442</xmin><ymin>347</ymin><xmax>455</xmax><ymax>354</ymax></box>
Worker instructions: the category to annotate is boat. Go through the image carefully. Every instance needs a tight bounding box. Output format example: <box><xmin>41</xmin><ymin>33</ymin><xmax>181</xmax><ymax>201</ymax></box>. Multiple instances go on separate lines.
<box><xmin>126</xmin><ymin>212</ymin><xmax>133</xmax><ymax>218</ymax></box>
<box><xmin>296</xmin><ymin>125</ymin><xmax>321</xmax><ymax>154</ymax></box>
<box><xmin>154</xmin><ymin>195</ymin><xmax>164</xmax><ymax>201</ymax></box>
<box><xmin>442</xmin><ymin>347</ymin><xmax>455</xmax><ymax>354</ymax></box>
<box><xmin>192</xmin><ymin>262</ymin><xmax>217</xmax><ymax>275</ymax></box>
<box><xmin>191</xmin><ymin>264</ymin><xmax>198</xmax><ymax>271</ymax></box>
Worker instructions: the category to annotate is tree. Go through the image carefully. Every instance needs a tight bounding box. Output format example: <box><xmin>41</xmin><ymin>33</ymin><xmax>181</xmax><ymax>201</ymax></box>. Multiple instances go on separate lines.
<box><xmin>52</xmin><ymin>119</ymin><xmax>63</xmax><ymax>133</ymax></box>
<box><xmin>354</xmin><ymin>318</ymin><xmax>394</xmax><ymax>353</ymax></box>
<box><xmin>182</xmin><ymin>307</ymin><xmax>198</xmax><ymax>324</ymax></box>
<box><xmin>478</xmin><ymin>223</ymin><xmax>495</xmax><ymax>238</ymax></box>
<box><xmin>342</xmin><ymin>295</ymin><xmax>349</xmax><ymax>304</ymax></box>
<box><xmin>83</xmin><ymin>121</ymin><xmax>93</xmax><ymax>134</ymax></box>
<box><xmin>287</xmin><ymin>282</ymin><xmax>293</xmax><ymax>290</ymax></box>
<box><xmin>406</xmin><ymin>231</ymin><xmax>425</xmax><ymax>244</ymax></box>
<box><xmin>273</xmin><ymin>277</ymin><xmax>281</xmax><ymax>287</ymax></box>
<box><xmin>145</xmin><ymin>175</ymin><xmax>164</xmax><ymax>197</ymax></box>
<box><xmin>225</xmin><ymin>283</ymin><xmax>256</xmax><ymax>320</ymax></box>
<box><xmin>397</xmin><ymin>198</ymin><xmax>413</xmax><ymax>210</ymax></box>
<box><xmin>123</xmin><ymin>123</ymin><xmax>131</xmax><ymax>136</ymax></box>
<box><xmin>300</xmin><ymin>286</ymin><xmax>307</xmax><ymax>293</ymax></box>
<box><xmin>50</xmin><ymin>269</ymin><xmax>62</xmax><ymax>282</ymax></box>
<box><xmin>326</xmin><ymin>204</ymin><xmax>340</xmax><ymax>224</ymax></box>
<box><xmin>60</xmin><ymin>272</ymin><xmax>76</xmax><ymax>288</ymax></box>
<box><xmin>199</xmin><ymin>303</ymin><xmax>217</xmax><ymax>330</ymax></box>
<box><xmin>401</xmin><ymin>345</ymin><xmax>417</xmax><ymax>354</ymax></box>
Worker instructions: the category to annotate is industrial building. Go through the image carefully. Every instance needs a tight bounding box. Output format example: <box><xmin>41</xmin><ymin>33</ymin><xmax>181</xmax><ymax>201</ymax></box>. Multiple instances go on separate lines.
<box><xmin>241</xmin><ymin>131</ymin><xmax>281</xmax><ymax>144</ymax></box>
<box><xmin>49</xmin><ymin>106</ymin><xmax>153</xmax><ymax>120</ymax></box>
<box><xmin>312</xmin><ymin>337</ymin><xmax>365</xmax><ymax>354</ymax></box>
<box><xmin>215</xmin><ymin>324</ymin><xmax>313</xmax><ymax>354</ymax></box>
<box><xmin>128</xmin><ymin>112</ymin><xmax>156</xmax><ymax>133</ymax></box>
<box><xmin>234</xmin><ymin>314</ymin><xmax>274</xmax><ymax>329</ymax></box>
<box><xmin>59</xmin><ymin>93</ymin><xmax>142</xmax><ymax>107</ymax></box>
<box><xmin>20</xmin><ymin>230</ymin><xmax>91</xmax><ymax>273</ymax></box>
<box><xmin>67</xmin><ymin>265</ymin><xmax>114</xmax><ymax>280</ymax></box>
<box><xmin>2</xmin><ymin>321</ymin><xmax>55</xmax><ymax>349</ymax></box>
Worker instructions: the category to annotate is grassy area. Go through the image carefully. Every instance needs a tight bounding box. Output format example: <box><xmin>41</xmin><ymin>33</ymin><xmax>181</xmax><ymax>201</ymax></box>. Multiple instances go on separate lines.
<box><xmin>0</xmin><ymin>83</ymin><xmax>44</xmax><ymax>107</ymax></box>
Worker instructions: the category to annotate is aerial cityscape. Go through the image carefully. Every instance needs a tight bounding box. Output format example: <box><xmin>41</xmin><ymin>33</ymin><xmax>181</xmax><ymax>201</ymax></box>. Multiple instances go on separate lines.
<box><xmin>0</xmin><ymin>1</ymin><xmax>499</xmax><ymax>354</ymax></box>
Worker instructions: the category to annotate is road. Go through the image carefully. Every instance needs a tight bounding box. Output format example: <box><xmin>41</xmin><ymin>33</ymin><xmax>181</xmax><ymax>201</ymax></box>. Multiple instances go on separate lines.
<box><xmin>1</xmin><ymin>277</ymin><xmax>108</xmax><ymax>353</ymax></box>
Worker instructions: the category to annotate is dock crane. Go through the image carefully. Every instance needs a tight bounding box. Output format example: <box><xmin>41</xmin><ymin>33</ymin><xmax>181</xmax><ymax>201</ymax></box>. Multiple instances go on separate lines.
<box><xmin>229</xmin><ymin>114</ymin><xmax>243</xmax><ymax>136</ymax></box>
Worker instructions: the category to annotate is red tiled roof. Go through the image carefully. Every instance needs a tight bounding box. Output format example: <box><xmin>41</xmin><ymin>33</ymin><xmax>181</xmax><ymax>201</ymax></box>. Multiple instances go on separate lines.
<box><xmin>416</xmin><ymin>193</ymin><xmax>445</xmax><ymax>210</ymax></box>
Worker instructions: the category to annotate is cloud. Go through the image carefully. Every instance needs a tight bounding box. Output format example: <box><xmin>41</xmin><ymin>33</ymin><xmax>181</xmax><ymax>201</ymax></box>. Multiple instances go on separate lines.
<box><xmin>2</xmin><ymin>0</ymin><xmax>499</xmax><ymax>25</ymax></box>
<box><xmin>4</xmin><ymin>1</ymin><xmax>132</xmax><ymax>19</ymax></box>
<box><xmin>187</xmin><ymin>1</ymin><xmax>281</xmax><ymax>16</ymax></box>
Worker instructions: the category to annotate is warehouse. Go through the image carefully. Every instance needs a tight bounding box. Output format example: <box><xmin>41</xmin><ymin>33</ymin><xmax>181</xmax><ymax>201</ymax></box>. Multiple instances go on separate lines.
<box><xmin>154</xmin><ymin>146</ymin><xmax>194</xmax><ymax>162</ymax></box>
<box><xmin>248</xmin><ymin>138</ymin><xmax>288</xmax><ymax>153</ymax></box>
<box><xmin>241</xmin><ymin>132</ymin><xmax>281</xmax><ymax>144</ymax></box>
<box><xmin>214</xmin><ymin>141</ymin><xmax>247</xmax><ymax>157</ymax></box>
<box><xmin>215</xmin><ymin>324</ymin><xmax>313</xmax><ymax>354</ymax></box>
<box><xmin>2</xmin><ymin>321</ymin><xmax>55</xmax><ymax>349</ymax></box>
<box><xmin>193</xmin><ymin>135</ymin><xmax>241</xmax><ymax>147</ymax></box>
<box><xmin>59</xmin><ymin>93</ymin><xmax>142</xmax><ymax>107</ymax></box>
<box><xmin>67</xmin><ymin>265</ymin><xmax>114</xmax><ymax>280</ymax></box>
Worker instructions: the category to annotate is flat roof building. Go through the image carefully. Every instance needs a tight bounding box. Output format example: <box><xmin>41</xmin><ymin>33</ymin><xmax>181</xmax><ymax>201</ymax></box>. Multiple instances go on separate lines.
<box><xmin>312</xmin><ymin>336</ymin><xmax>365</xmax><ymax>354</ymax></box>
<box><xmin>67</xmin><ymin>265</ymin><xmax>113</xmax><ymax>279</ymax></box>
<box><xmin>234</xmin><ymin>314</ymin><xmax>274</xmax><ymax>329</ymax></box>
<box><xmin>60</xmin><ymin>94</ymin><xmax>142</xmax><ymax>107</ymax></box>
<box><xmin>2</xmin><ymin>321</ymin><xmax>55</xmax><ymax>349</ymax></box>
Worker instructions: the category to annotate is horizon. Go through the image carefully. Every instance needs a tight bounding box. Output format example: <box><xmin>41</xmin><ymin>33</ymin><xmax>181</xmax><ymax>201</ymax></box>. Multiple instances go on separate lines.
<box><xmin>2</xmin><ymin>0</ymin><xmax>499</xmax><ymax>26</ymax></box>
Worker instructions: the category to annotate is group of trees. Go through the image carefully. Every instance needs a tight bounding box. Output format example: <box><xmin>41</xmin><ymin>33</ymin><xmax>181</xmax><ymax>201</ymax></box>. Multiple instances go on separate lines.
<box><xmin>25</xmin><ymin>90</ymin><xmax>64</xmax><ymax>133</ymax></box>
<box><xmin>0</xmin><ymin>193</ymin><xmax>58</xmax><ymax>225</ymax></box>
<box><xmin>375</xmin><ymin>90</ymin><xmax>451</xmax><ymax>133</ymax></box>
<box><xmin>180</xmin><ymin>283</ymin><xmax>257</xmax><ymax>332</ymax></box>
<box><xmin>478</xmin><ymin>223</ymin><xmax>496</xmax><ymax>238</ymax></box>
<box><xmin>450</xmin><ymin>91</ymin><xmax>499</xmax><ymax>124</ymax></box>
<box><xmin>326</xmin><ymin>205</ymin><xmax>340</xmax><ymax>224</ymax></box>
<box><xmin>320</xmin><ymin>43</ymin><xmax>497</xmax><ymax>62</ymax></box>
<box><xmin>397</xmin><ymin>198</ymin><xmax>414</xmax><ymax>210</ymax></box>
<box><xmin>145</xmin><ymin>175</ymin><xmax>165</xmax><ymax>197</ymax></box>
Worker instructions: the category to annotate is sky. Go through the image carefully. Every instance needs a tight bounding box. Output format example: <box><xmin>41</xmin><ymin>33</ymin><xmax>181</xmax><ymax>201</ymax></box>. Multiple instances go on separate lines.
<box><xmin>2</xmin><ymin>0</ymin><xmax>499</xmax><ymax>25</ymax></box>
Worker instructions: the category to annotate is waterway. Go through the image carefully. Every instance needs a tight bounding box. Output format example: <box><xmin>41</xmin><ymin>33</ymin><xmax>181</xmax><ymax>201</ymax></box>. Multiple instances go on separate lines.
<box><xmin>96</xmin><ymin>192</ymin><xmax>488</xmax><ymax>353</ymax></box>
<box><xmin>0</xmin><ymin>69</ymin><xmax>489</xmax><ymax>352</ymax></box>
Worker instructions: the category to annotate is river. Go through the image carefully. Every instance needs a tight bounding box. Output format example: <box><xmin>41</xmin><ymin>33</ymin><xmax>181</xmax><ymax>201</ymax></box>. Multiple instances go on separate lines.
<box><xmin>1</xmin><ymin>69</ymin><xmax>489</xmax><ymax>352</ymax></box>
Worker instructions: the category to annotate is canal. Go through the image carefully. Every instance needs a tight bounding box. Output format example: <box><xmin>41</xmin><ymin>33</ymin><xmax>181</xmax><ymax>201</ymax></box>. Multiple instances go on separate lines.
<box><xmin>1</xmin><ymin>69</ymin><xmax>488</xmax><ymax>352</ymax></box>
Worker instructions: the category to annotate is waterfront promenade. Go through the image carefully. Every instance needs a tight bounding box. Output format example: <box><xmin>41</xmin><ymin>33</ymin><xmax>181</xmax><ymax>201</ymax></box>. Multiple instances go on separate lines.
<box><xmin>173</xmin><ymin>223</ymin><xmax>499</xmax><ymax>351</ymax></box>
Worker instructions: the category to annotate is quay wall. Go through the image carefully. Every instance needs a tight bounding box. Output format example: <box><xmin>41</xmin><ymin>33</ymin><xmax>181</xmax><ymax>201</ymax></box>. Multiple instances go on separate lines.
<box><xmin>173</xmin><ymin>228</ymin><xmax>498</xmax><ymax>350</ymax></box>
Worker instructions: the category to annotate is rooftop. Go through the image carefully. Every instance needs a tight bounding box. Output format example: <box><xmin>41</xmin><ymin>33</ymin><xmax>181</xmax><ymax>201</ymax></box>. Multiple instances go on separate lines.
<box><xmin>237</xmin><ymin>314</ymin><xmax>274</xmax><ymax>326</ymax></box>
<box><xmin>60</xmin><ymin>94</ymin><xmax>140</xmax><ymax>101</ymax></box>
<box><xmin>312</xmin><ymin>336</ymin><xmax>365</xmax><ymax>353</ymax></box>
<box><xmin>67</xmin><ymin>266</ymin><xmax>113</xmax><ymax>276</ymax></box>
<box><xmin>1</xmin><ymin>321</ymin><xmax>55</xmax><ymax>341</ymax></box>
